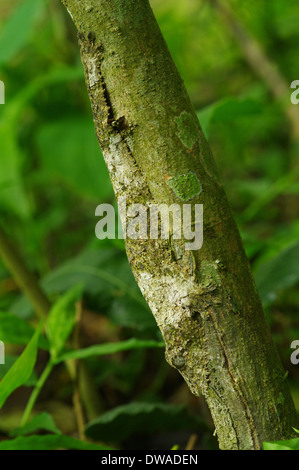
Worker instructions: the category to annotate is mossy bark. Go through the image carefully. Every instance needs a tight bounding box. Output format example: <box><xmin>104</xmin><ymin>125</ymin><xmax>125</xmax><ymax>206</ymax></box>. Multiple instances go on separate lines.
<box><xmin>61</xmin><ymin>0</ymin><xmax>298</xmax><ymax>449</ymax></box>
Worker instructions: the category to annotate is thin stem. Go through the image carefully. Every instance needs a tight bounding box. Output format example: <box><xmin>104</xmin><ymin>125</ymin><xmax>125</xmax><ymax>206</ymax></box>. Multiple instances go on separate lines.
<box><xmin>20</xmin><ymin>361</ymin><xmax>54</xmax><ymax>427</ymax></box>
<box><xmin>185</xmin><ymin>434</ymin><xmax>197</xmax><ymax>451</ymax></box>
<box><xmin>72</xmin><ymin>300</ymin><xmax>86</xmax><ymax>440</ymax></box>
<box><xmin>0</xmin><ymin>225</ymin><xmax>51</xmax><ymax>319</ymax></box>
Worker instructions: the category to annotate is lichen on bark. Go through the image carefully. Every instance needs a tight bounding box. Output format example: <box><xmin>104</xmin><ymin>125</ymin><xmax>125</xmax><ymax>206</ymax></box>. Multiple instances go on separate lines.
<box><xmin>61</xmin><ymin>0</ymin><xmax>298</xmax><ymax>450</ymax></box>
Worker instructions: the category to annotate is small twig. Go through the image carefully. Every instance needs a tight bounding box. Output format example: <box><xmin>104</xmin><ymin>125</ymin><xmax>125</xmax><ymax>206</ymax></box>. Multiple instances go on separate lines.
<box><xmin>0</xmin><ymin>225</ymin><xmax>51</xmax><ymax>319</ymax></box>
<box><xmin>71</xmin><ymin>300</ymin><xmax>87</xmax><ymax>440</ymax></box>
<box><xmin>185</xmin><ymin>434</ymin><xmax>198</xmax><ymax>450</ymax></box>
<box><xmin>73</xmin><ymin>388</ymin><xmax>86</xmax><ymax>441</ymax></box>
<box><xmin>21</xmin><ymin>361</ymin><xmax>53</xmax><ymax>427</ymax></box>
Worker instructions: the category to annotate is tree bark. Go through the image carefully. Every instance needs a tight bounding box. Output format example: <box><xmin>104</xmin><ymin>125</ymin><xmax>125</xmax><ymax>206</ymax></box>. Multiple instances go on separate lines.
<box><xmin>61</xmin><ymin>0</ymin><xmax>298</xmax><ymax>449</ymax></box>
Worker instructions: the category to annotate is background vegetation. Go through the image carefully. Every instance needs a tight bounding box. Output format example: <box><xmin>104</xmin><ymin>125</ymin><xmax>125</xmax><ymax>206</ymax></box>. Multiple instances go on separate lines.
<box><xmin>0</xmin><ymin>0</ymin><xmax>298</xmax><ymax>450</ymax></box>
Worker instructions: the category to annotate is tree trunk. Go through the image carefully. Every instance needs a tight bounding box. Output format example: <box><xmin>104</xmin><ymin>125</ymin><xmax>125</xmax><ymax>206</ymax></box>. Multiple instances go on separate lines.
<box><xmin>61</xmin><ymin>0</ymin><xmax>298</xmax><ymax>449</ymax></box>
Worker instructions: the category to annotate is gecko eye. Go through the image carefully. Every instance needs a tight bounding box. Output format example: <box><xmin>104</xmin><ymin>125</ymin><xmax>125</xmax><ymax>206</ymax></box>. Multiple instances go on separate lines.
<box><xmin>172</xmin><ymin>355</ymin><xmax>186</xmax><ymax>370</ymax></box>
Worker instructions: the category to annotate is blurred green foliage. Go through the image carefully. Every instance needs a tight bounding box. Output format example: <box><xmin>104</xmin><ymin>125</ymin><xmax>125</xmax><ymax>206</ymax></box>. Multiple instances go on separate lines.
<box><xmin>0</xmin><ymin>0</ymin><xmax>298</xmax><ymax>450</ymax></box>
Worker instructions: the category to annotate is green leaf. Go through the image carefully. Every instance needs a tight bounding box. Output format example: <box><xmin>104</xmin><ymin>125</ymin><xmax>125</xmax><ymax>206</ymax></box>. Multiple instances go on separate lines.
<box><xmin>255</xmin><ymin>241</ymin><xmax>299</xmax><ymax>306</ymax></box>
<box><xmin>10</xmin><ymin>412</ymin><xmax>61</xmax><ymax>437</ymax></box>
<box><xmin>197</xmin><ymin>97</ymin><xmax>261</xmax><ymax>138</ymax></box>
<box><xmin>0</xmin><ymin>312</ymin><xmax>48</xmax><ymax>349</ymax></box>
<box><xmin>0</xmin><ymin>67</ymin><xmax>83</xmax><ymax>219</ymax></box>
<box><xmin>0</xmin><ymin>325</ymin><xmax>41</xmax><ymax>409</ymax></box>
<box><xmin>263</xmin><ymin>438</ymin><xmax>299</xmax><ymax>450</ymax></box>
<box><xmin>0</xmin><ymin>434</ymin><xmax>112</xmax><ymax>450</ymax></box>
<box><xmin>46</xmin><ymin>285</ymin><xmax>83</xmax><ymax>361</ymax></box>
<box><xmin>0</xmin><ymin>0</ymin><xmax>45</xmax><ymax>66</ymax></box>
<box><xmin>85</xmin><ymin>402</ymin><xmax>204</xmax><ymax>442</ymax></box>
<box><xmin>42</xmin><ymin>249</ymin><xmax>134</xmax><ymax>297</ymax></box>
<box><xmin>212</xmin><ymin>98</ymin><xmax>261</xmax><ymax>123</ymax></box>
<box><xmin>36</xmin><ymin>118</ymin><xmax>113</xmax><ymax>200</ymax></box>
<box><xmin>0</xmin><ymin>125</ymin><xmax>31</xmax><ymax>218</ymax></box>
<box><xmin>54</xmin><ymin>338</ymin><xmax>164</xmax><ymax>364</ymax></box>
<box><xmin>0</xmin><ymin>354</ymin><xmax>37</xmax><ymax>387</ymax></box>
<box><xmin>108</xmin><ymin>296</ymin><xmax>156</xmax><ymax>331</ymax></box>
<box><xmin>11</xmin><ymin>249</ymin><xmax>155</xmax><ymax>331</ymax></box>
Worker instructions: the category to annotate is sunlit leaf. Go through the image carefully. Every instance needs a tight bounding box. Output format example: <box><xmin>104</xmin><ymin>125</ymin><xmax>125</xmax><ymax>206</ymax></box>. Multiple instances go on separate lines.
<box><xmin>263</xmin><ymin>438</ymin><xmax>299</xmax><ymax>450</ymax></box>
<box><xmin>54</xmin><ymin>338</ymin><xmax>164</xmax><ymax>364</ymax></box>
<box><xmin>0</xmin><ymin>325</ymin><xmax>41</xmax><ymax>409</ymax></box>
<box><xmin>0</xmin><ymin>354</ymin><xmax>37</xmax><ymax>386</ymax></box>
<box><xmin>46</xmin><ymin>285</ymin><xmax>83</xmax><ymax>361</ymax></box>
